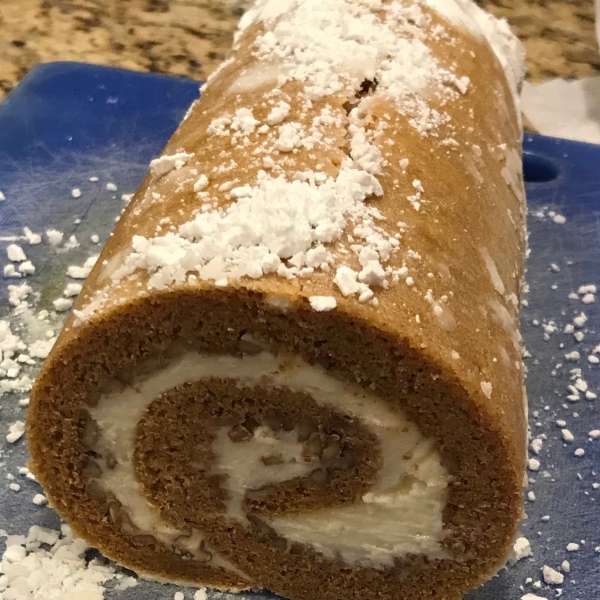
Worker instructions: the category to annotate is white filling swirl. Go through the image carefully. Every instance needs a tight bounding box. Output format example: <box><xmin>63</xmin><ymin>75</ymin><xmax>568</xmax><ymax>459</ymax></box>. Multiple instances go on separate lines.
<box><xmin>90</xmin><ymin>351</ymin><xmax>449</xmax><ymax>569</ymax></box>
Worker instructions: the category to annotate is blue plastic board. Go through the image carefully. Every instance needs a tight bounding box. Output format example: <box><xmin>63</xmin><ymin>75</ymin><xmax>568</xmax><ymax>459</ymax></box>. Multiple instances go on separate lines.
<box><xmin>0</xmin><ymin>62</ymin><xmax>598</xmax><ymax>599</ymax></box>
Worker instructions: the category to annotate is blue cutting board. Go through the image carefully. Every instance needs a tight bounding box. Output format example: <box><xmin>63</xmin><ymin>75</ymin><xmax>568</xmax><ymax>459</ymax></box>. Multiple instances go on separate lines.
<box><xmin>0</xmin><ymin>62</ymin><xmax>598</xmax><ymax>600</ymax></box>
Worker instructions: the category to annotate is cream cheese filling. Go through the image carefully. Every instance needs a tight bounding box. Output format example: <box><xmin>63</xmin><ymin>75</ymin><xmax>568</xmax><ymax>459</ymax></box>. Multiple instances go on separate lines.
<box><xmin>89</xmin><ymin>351</ymin><xmax>449</xmax><ymax>569</ymax></box>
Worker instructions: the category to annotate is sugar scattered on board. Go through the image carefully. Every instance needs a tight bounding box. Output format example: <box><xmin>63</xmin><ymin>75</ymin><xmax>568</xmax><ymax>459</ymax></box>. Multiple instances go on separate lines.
<box><xmin>32</xmin><ymin>493</ymin><xmax>47</xmax><ymax>505</ymax></box>
<box><xmin>64</xmin><ymin>283</ymin><xmax>83</xmax><ymax>297</ymax></box>
<box><xmin>530</xmin><ymin>438</ymin><xmax>543</xmax><ymax>454</ymax></box>
<box><xmin>510</xmin><ymin>536</ymin><xmax>532</xmax><ymax>564</ymax></box>
<box><xmin>6</xmin><ymin>421</ymin><xmax>25</xmax><ymax>443</ymax></box>
<box><xmin>542</xmin><ymin>566</ymin><xmax>564</xmax><ymax>585</ymax></box>
<box><xmin>23</xmin><ymin>227</ymin><xmax>42</xmax><ymax>245</ymax></box>
<box><xmin>46</xmin><ymin>229</ymin><xmax>64</xmax><ymax>246</ymax></box>
<box><xmin>52</xmin><ymin>298</ymin><xmax>73</xmax><ymax>312</ymax></box>
<box><xmin>0</xmin><ymin>525</ymin><xmax>133</xmax><ymax>598</ymax></box>
<box><xmin>561</xmin><ymin>429</ymin><xmax>574</xmax><ymax>442</ymax></box>
<box><xmin>67</xmin><ymin>255</ymin><xmax>99</xmax><ymax>279</ymax></box>
<box><xmin>7</xmin><ymin>244</ymin><xmax>27</xmax><ymax>262</ymax></box>
<box><xmin>18</xmin><ymin>260</ymin><xmax>35</xmax><ymax>275</ymax></box>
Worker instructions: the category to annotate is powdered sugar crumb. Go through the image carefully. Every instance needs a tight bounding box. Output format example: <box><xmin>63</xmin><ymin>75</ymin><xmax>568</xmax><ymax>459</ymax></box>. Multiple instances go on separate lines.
<box><xmin>7</xmin><ymin>244</ymin><xmax>27</xmax><ymax>262</ymax></box>
<box><xmin>150</xmin><ymin>152</ymin><xmax>195</xmax><ymax>178</ymax></box>
<box><xmin>309</xmin><ymin>296</ymin><xmax>337</xmax><ymax>312</ymax></box>
<box><xmin>23</xmin><ymin>227</ymin><xmax>42</xmax><ymax>245</ymax></box>
<box><xmin>6</xmin><ymin>420</ymin><xmax>25</xmax><ymax>443</ymax></box>
<box><xmin>67</xmin><ymin>255</ymin><xmax>98</xmax><ymax>279</ymax></box>
<box><xmin>509</xmin><ymin>536</ymin><xmax>532</xmax><ymax>564</ymax></box>
<box><xmin>0</xmin><ymin>525</ymin><xmax>129</xmax><ymax>598</ymax></box>
<box><xmin>46</xmin><ymin>229</ymin><xmax>64</xmax><ymax>246</ymax></box>
<box><xmin>32</xmin><ymin>493</ymin><xmax>47</xmax><ymax>505</ymax></box>
<box><xmin>542</xmin><ymin>566</ymin><xmax>564</xmax><ymax>585</ymax></box>
<box><xmin>64</xmin><ymin>283</ymin><xmax>83</xmax><ymax>297</ymax></box>
<box><xmin>561</xmin><ymin>429</ymin><xmax>574</xmax><ymax>442</ymax></box>
<box><xmin>267</xmin><ymin>101</ymin><xmax>291</xmax><ymax>125</ymax></box>
<box><xmin>52</xmin><ymin>298</ymin><xmax>73</xmax><ymax>312</ymax></box>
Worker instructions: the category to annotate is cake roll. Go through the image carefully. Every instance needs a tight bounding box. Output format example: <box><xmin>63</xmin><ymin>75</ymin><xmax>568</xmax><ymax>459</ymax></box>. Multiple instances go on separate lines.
<box><xmin>27</xmin><ymin>1</ymin><xmax>528</xmax><ymax>599</ymax></box>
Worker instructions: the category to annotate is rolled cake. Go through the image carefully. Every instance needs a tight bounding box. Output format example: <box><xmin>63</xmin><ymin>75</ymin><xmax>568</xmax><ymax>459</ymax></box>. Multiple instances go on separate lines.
<box><xmin>27</xmin><ymin>1</ymin><xmax>528</xmax><ymax>599</ymax></box>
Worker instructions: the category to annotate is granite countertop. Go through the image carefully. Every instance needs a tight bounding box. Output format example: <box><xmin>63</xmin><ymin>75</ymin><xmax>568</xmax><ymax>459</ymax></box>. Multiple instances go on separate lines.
<box><xmin>0</xmin><ymin>0</ymin><xmax>598</xmax><ymax>101</ymax></box>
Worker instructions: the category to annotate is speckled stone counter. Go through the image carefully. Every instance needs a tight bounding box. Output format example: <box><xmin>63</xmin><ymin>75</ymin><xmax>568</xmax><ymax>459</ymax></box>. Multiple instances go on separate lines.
<box><xmin>0</xmin><ymin>0</ymin><xmax>598</xmax><ymax>99</ymax></box>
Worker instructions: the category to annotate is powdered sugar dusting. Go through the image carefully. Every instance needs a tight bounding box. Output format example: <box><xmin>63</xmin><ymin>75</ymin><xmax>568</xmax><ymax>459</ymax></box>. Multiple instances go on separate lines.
<box><xmin>75</xmin><ymin>0</ymin><xmax>523</xmax><ymax>324</ymax></box>
<box><xmin>423</xmin><ymin>0</ymin><xmax>524</xmax><ymax>107</ymax></box>
<box><xmin>0</xmin><ymin>525</ymin><xmax>135</xmax><ymax>598</ymax></box>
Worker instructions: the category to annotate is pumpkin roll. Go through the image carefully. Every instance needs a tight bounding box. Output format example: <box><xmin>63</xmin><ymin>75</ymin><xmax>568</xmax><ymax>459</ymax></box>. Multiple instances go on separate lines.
<box><xmin>27</xmin><ymin>1</ymin><xmax>528</xmax><ymax>599</ymax></box>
